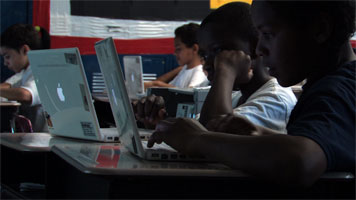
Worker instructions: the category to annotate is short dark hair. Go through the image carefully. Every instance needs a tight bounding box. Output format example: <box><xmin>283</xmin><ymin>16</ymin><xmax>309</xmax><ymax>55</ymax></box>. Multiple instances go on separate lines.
<box><xmin>174</xmin><ymin>23</ymin><xmax>200</xmax><ymax>48</ymax></box>
<box><xmin>200</xmin><ymin>2</ymin><xmax>258</xmax><ymax>56</ymax></box>
<box><xmin>264</xmin><ymin>0</ymin><xmax>355</xmax><ymax>52</ymax></box>
<box><xmin>0</xmin><ymin>23</ymin><xmax>51</xmax><ymax>51</ymax></box>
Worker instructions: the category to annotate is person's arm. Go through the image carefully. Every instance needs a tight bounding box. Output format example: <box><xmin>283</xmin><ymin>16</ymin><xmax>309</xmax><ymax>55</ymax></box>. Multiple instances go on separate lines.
<box><xmin>156</xmin><ymin>66</ymin><xmax>183</xmax><ymax>83</ymax></box>
<box><xmin>149</xmin><ymin>118</ymin><xmax>327</xmax><ymax>187</ymax></box>
<box><xmin>199</xmin><ymin>50</ymin><xmax>253</xmax><ymax>126</ymax></box>
<box><xmin>144</xmin><ymin>80</ymin><xmax>176</xmax><ymax>89</ymax></box>
<box><xmin>196</xmin><ymin>130</ymin><xmax>327</xmax><ymax>187</ymax></box>
<box><xmin>199</xmin><ymin>66</ymin><xmax>235</xmax><ymax>125</ymax></box>
<box><xmin>0</xmin><ymin>87</ymin><xmax>32</xmax><ymax>104</ymax></box>
<box><xmin>0</xmin><ymin>82</ymin><xmax>11</xmax><ymax>89</ymax></box>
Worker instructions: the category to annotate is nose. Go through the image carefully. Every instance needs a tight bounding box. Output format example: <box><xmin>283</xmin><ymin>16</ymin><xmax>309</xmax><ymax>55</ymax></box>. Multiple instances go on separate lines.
<box><xmin>255</xmin><ymin>40</ymin><xmax>268</xmax><ymax>57</ymax></box>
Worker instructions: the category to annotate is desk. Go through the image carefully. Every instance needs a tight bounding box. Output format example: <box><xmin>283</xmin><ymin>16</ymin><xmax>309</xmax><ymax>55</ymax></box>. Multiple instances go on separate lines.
<box><xmin>48</xmin><ymin>142</ymin><xmax>252</xmax><ymax>199</ymax></box>
<box><xmin>0</xmin><ymin>101</ymin><xmax>21</xmax><ymax>132</ymax></box>
<box><xmin>1</xmin><ymin>133</ymin><xmax>355</xmax><ymax>199</ymax></box>
<box><xmin>0</xmin><ymin>132</ymin><xmax>96</xmax><ymax>199</ymax></box>
<box><xmin>48</xmin><ymin>142</ymin><xmax>355</xmax><ymax>199</ymax></box>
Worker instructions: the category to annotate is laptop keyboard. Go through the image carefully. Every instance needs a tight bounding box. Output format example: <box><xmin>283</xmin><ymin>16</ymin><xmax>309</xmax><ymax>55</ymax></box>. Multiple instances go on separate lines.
<box><xmin>141</xmin><ymin>141</ymin><xmax>176</xmax><ymax>151</ymax></box>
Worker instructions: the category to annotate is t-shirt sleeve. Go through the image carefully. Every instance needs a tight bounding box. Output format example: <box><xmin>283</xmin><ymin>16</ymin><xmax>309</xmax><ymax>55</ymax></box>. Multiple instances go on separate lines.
<box><xmin>233</xmin><ymin>92</ymin><xmax>292</xmax><ymax>132</ymax></box>
<box><xmin>5</xmin><ymin>73</ymin><xmax>22</xmax><ymax>86</ymax></box>
<box><xmin>287</xmin><ymin>90</ymin><xmax>355</xmax><ymax>172</ymax></box>
<box><xmin>187</xmin><ymin>70</ymin><xmax>209</xmax><ymax>88</ymax></box>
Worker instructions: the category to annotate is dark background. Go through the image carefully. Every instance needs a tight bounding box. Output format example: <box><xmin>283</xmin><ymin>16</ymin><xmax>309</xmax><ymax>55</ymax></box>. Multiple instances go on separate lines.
<box><xmin>70</xmin><ymin>0</ymin><xmax>211</xmax><ymax>21</ymax></box>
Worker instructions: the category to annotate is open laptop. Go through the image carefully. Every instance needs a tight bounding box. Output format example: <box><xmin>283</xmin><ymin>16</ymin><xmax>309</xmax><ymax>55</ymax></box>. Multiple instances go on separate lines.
<box><xmin>95</xmin><ymin>37</ymin><xmax>208</xmax><ymax>161</ymax></box>
<box><xmin>123</xmin><ymin>55</ymin><xmax>145</xmax><ymax>100</ymax></box>
<box><xmin>28</xmin><ymin>48</ymin><xmax>119</xmax><ymax>142</ymax></box>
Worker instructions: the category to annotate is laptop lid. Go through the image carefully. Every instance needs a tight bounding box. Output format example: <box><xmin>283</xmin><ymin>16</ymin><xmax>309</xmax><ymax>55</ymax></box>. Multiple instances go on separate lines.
<box><xmin>123</xmin><ymin>55</ymin><xmax>145</xmax><ymax>100</ymax></box>
<box><xmin>94</xmin><ymin>38</ymin><xmax>146</xmax><ymax>158</ymax></box>
<box><xmin>28</xmin><ymin>48</ymin><xmax>116</xmax><ymax>142</ymax></box>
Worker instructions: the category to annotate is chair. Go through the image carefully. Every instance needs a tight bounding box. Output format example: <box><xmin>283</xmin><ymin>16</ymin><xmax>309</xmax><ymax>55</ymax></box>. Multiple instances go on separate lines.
<box><xmin>12</xmin><ymin>114</ymin><xmax>33</xmax><ymax>133</ymax></box>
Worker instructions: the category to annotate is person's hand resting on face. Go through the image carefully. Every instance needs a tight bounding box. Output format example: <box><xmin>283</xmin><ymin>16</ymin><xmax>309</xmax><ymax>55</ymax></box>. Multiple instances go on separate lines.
<box><xmin>214</xmin><ymin>50</ymin><xmax>254</xmax><ymax>86</ymax></box>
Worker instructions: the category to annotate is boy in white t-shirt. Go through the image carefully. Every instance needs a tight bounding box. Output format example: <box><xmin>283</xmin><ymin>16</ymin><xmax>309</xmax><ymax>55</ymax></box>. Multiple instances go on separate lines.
<box><xmin>0</xmin><ymin>24</ymin><xmax>50</xmax><ymax>132</ymax></box>
<box><xmin>144</xmin><ymin>23</ymin><xmax>209</xmax><ymax>89</ymax></box>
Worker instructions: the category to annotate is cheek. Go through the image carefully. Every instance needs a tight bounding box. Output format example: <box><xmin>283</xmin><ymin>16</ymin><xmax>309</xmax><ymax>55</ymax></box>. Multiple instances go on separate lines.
<box><xmin>177</xmin><ymin>51</ymin><xmax>189</xmax><ymax>63</ymax></box>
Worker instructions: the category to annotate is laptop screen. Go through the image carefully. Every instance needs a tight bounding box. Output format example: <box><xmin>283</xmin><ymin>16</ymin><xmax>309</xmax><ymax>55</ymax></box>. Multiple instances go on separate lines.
<box><xmin>95</xmin><ymin>38</ymin><xmax>145</xmax><ymax>157</ymax></box>
<box><xmin>28</xmin><ymin>48</ymin><xmax>101</xmax><ymax>140</ymax></box>
<box><xmin>123</xmin><ymin>55</ymin><xmax>145</xmax><ymax>100</ymax></box>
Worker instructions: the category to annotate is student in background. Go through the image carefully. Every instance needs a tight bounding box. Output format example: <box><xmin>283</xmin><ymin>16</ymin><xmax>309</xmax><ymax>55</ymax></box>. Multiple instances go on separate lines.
<box><xmin>144</xmin><ymin>23</ymin><xmax>209</xmax><ymax>89</ymax></box>
<box><xmin>134</xmin><ymin>2</ymin><xmax>297</xmax><ymax>133</ymax></box>
<box><xmin>0</xmin><ymin>24</ymin><xmax>50</xmax><ymax>132</ymax></box>
<box><xmin>147</xmin><ymin>0</ymin><xmax>355</xmax><ymax>186</ymax></box>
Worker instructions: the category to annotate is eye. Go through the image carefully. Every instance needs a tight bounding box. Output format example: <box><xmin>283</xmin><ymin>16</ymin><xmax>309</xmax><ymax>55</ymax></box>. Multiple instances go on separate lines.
<box><xmin>175</xmin><ymin>47</ymin><xmax>181</xmax><ymax>53</ymax></box>
<box><xmin>261</xmin><ymin>32</ymin><xmax>274</xmax><ymax>40</ymax></box>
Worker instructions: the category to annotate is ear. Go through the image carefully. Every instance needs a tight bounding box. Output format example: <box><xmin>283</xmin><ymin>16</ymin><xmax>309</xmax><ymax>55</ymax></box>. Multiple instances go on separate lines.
<box><xmin>192</xmin><ymin>43</ymin><xmax>199</xmax><ymax>53</ymax></box>
<box><xmin>312</xmin><ymin>13</ymin><xmax>333</xmax><ymax>44</ymax></box>
<box><xmin>21</xmin><ymin>44</ymin><xmax>31</xmax><ymax>55</ymax></box>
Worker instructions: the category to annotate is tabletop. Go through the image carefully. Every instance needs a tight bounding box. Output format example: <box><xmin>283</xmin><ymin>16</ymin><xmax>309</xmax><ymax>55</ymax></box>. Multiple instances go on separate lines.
<box><xmin>51</xmin><ymin>141</ymin><xmax>248</xmax><ymax>177</ymax></box>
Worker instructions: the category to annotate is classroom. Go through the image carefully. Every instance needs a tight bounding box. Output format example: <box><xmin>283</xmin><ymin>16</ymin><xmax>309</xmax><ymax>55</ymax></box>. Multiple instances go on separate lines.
<box><xmin>0</xmin><ymin>0</ymin><xmax>355</xmax><ymax>199</ymax></box>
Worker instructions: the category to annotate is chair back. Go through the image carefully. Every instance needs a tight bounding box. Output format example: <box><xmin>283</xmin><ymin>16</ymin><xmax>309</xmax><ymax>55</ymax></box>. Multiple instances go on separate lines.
<box><xmin>14</xmin><ymin>114</ymin><xmax>33</xmax><ymax>133</ymax></box>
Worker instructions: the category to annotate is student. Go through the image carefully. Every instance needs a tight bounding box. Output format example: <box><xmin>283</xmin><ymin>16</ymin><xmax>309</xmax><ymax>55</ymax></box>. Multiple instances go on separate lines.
<box><xmin>134</xmin><ymin>2</ymin><xmax>297</xmax><ymax>133</ymax></box>
<box><xmin>147</xmin><ymin>0</ymin><xmax>356</xmax><ymax>187</ymax></box>
<box><xmin>0</xmin><ymin>24</ymin><xmax>50</xmax><ymax>132</ymax></box>
<box><xmin>144</xmin><ymin>23</ymin><xmax>209</xmax><ymax>89</ymax></box>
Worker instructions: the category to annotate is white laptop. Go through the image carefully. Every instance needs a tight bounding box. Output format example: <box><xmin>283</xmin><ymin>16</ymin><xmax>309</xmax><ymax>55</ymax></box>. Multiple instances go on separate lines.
<box><xmin>123</xmin><ymin>55</ymin><xmax>145</xmax><ymax>100</ymax></box>
<box><xmin>28</xmin><ymin>48</ymin><xmax>119</xmax><ymax>142</ymax></box>
<box><xmin>94</xmin><ymin>37</ymin><xmax>208</xmax><ymax>161</ymax></box>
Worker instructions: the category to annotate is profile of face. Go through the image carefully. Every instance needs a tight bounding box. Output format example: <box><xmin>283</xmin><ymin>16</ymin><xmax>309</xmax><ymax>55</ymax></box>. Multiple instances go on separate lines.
<box><xmin>174</xmin><ymin>37</ymin><xmax>196</xmax><ymax>66</ymax></box>
<box><xmin>0</xmin><ymin>46</ymin><xmax>29</xmax><ymax>73</ymax></box>
<box><xmin>198</xmin><ymin>23</ymin><xmax>252</xmax><ymax>86</ymax></box>
<box><xmin>251</xmin><ymin>1</ymin><xmax>316</xmax><ymax>87</ymax></box>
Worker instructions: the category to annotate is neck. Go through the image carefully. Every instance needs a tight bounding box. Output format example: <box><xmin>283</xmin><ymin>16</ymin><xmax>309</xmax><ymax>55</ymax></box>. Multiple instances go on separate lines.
<box><xmin>307</xmin><ymin>41</ymin><xmax>356</xmax><ymax>82</ymax></box>
<box><xmin>186</xmin><ymin>58</ymin><xmax>202</xmax><ymax>69</ymax></box>
<box><xmin>337</xmin><ymin>41</ymin><xmax>356</xmax><ymax>65</ymax></box>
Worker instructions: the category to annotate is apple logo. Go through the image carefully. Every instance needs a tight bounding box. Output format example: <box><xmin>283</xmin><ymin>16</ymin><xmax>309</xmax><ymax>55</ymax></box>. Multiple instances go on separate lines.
<box><xmin>57</xmin><ymin>83</ymin><xmax>65</xmax><ymax>102</ymax></box>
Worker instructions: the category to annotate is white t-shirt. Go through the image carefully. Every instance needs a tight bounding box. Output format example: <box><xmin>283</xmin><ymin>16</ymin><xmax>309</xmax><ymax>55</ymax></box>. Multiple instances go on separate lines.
<box><xmin>169</xmin><ymin>64</ymin><xmax>209</xmax><ymax>88</ymax></box>
<box><xmin>5</xmin><ymin>66</ymin><xmax>40</xmax><ymax>106</ymax></box>
<box><xmin>231</xmin><ymin>78</ymin><xmax>297</xmax><ymax>132</ymax></box>
<box><xmin>5</xmin><ymin>66</ymin><xmax>47</xmax><ymax>132</ymax></box>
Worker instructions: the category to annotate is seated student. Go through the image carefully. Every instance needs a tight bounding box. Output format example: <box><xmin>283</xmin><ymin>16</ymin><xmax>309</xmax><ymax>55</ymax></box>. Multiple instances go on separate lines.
<box><xmin>144</xmin><ymin>23</ymin><xmax>209</xmax><ymax>89</ymax></box>
<box><xmin>147</xmin><ymin>0</ymin><xmax>356</xmax><ymax>187</ymax></box>
<box><xmin>134</xmin><ymin>2</ymin><xmax>297</xmax><ymax>133</ymax></box>
<box><xmin>0</xmin><ymin>24</ymin><xmax>50</xmax><ymax>132</ymax></box>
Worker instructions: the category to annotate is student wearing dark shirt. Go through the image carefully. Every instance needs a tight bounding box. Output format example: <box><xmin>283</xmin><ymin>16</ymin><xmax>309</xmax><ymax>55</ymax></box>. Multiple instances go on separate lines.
<box><xmin>147</xmin><ymin>0</ymin><xmax>356</xmax><ymax>186</ymax></box>
<box><xmin>287</xmin><ymin>61</ymin><xmax>355</xmax><ymax>172</ymax></box>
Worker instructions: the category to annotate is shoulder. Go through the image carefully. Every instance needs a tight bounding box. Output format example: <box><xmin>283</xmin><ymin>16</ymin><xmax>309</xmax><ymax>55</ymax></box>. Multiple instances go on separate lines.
<box><xmin>286</xmin><ymin>62</ymin><xmax>356</xmax><ymax>171</ymax></box>
<box><xmin>5</xmin><ymin>68</ymin><xmax>26</xmax><ymax>85</ymax></box>
<box><xmin>249</xmin><ymin>78</ymin><xmax>297</xmax><ymax>107</ymax></box>
<box><xmin>301</xmin><ymin>62</ymin><xmax>355</xmax><ymax>103</ymax></box>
